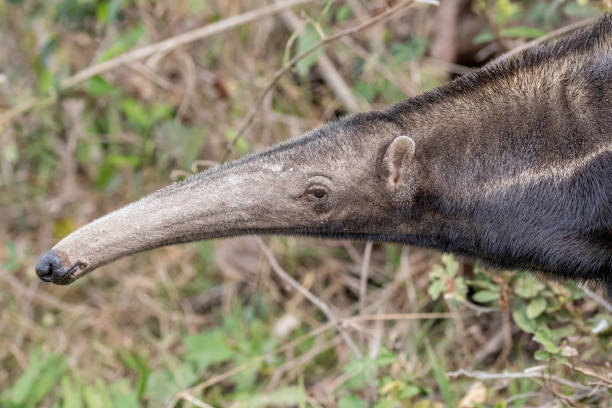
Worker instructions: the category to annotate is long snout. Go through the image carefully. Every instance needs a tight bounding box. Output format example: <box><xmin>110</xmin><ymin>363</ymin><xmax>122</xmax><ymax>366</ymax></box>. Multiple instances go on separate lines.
<box><xmin>35</xmin><ymin>160</ymin><xmax>293</xmax><ymax>285</ymax></box>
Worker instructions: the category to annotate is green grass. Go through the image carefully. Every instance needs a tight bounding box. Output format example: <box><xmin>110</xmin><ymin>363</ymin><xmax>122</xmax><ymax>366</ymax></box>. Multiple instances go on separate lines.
<box><xmin>1</xmin><ymin>0</ymin><xmax>611</xmax><ymax>406</ymax></box>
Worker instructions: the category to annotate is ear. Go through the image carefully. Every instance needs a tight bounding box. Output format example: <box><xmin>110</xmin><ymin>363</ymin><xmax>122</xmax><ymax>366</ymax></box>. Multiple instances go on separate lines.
<box><xmin>384</xmin><ymin>135</ymin><xmax>415</xmax><ymax>190</ymax></box>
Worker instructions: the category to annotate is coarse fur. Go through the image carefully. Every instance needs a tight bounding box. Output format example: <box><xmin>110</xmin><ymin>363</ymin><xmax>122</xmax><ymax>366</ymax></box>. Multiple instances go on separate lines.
<box><xmin>37</xmin><ymin>15</ymin><xmax>611</xmax><ymax>288</ymax></box>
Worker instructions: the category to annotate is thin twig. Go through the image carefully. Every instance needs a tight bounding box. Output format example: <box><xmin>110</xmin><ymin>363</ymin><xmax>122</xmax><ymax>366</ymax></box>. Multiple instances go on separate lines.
<box><xmin>62</xmin><ymin>0</ymin><xmax>316</xmax><ymax>88</ymax></box>
<box><xmin>279</xmin><ymin>4</ymin><xmax>362</xmax><ymax>112</ymax></box>
<box><xmin>560</xmin><ymin>362</ymin><xmax>612</xmax><ymax>387</ymax></box>
<box><xmin>448</xmin><ymin>368</ymin><xmax>593</xmax><ymax>392</ymax></box>
<box><xmin>267</xmin><ymin>335</ymin><xmax>343</xmax><ymax>390</ymax></box>
<box><xmin>358</xmin><ymin>241</ymin><xmax>373</xmax><ymax>349</ymax></box>
<box><xmin>222</xmin><ymin>0</ymin><xmax>436</xmax><ymax>159</ymax></box>
<box><xmin>459</xmin><ymin>299</ymin><xmax>498</xmax><ymax>313</ymax></box>
<box><xmin>169</xmin><ymin>310</ymin><xmax>451</xmax><ymax>407</ymax></box>
<box><xmin>346</xmin><ymin>312</ymin><xmax>452</xmax><ymax>323</ymax></box>
<box><xmin>176</xmin><ymin>392</ymin><xmax>215</xmax><ymax>408</ymax></box>
<box><xmin>0</xmin><ymin>0</ymin><xmax>318</xmax><ymax>127</ymax></box>
<box><xmin>255</xmin><ymin>237</ymin><xmax>362</xmax><ymax>357</ymax></box>
<box><xmin>580</xmin><ymin>285</ymin><xmax>612</xmax><ymax>313</ymax></box>
<box><xmin>488</xmin><ymin>18</ymin><xmax>596</xmax><ymax>66</ymax></box>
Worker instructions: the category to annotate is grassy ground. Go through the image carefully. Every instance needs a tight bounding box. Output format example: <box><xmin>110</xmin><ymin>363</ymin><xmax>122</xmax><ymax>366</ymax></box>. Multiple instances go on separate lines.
<box><xmin>1</xmin><ymin>0</ymin><xmax>611</xmax><ymax>406</ymax></box>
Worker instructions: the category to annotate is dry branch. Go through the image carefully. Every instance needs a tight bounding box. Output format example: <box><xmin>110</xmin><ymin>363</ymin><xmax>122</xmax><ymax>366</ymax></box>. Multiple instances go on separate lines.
<box><xmin>580</xmin><ymin>285</ymin><xmax>612</xmax><ymax>313</ymax></box>
<box><xmin>0</xmin><ymin>0</ymin><xmax>319</xmax><ymax>127</ymax></box>
<box><xmin>278</xmin><ymin>4</ymin><xmax>363</xmax><ymax>112</ymax></box>
<box><xmin>223</xmin><ymin>0</ymin><xmax>438</xmax><ymax>158</ymax></box>
<box><xmin>175</xmin><ymin>392</ymin><xmax>215</xmax><ymax>408</ymax></box>
<box><xmin>448</xmin><ymin>368</ymin><xmax>593</xmax><ymax>392</ymax></box>
<box><xmin>255</xmin><ymin>237</ymin><xmax>362</xmax><ymax>357</ymax></box>
<box><xmin>171</xmin><ymin>311</ymin><xmax>451</xmax><ymax>407</ymax></box>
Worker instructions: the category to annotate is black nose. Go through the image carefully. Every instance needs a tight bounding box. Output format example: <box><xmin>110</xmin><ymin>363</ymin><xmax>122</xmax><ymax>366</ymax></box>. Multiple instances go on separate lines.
<box><xmin>35</xmin><ymin>250</ymin><xmax>66</xmax><ymax>283</ymax></box>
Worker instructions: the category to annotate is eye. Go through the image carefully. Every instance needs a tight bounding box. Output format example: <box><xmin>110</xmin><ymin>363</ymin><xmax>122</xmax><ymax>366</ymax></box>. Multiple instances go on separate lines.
<box><xmin>311</xmin><ymin>188</ymin><xmax>326</xmax><ymax>198</ymax></box>
<box><xmin>304</xmin><ymin>186</ymin><xmax>328</xmax><ymax>200</ymax></box>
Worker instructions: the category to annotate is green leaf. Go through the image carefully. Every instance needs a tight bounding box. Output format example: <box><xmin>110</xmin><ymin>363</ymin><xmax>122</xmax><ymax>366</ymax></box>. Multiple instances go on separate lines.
<box><xmin>500</xmin><ymin>26</ymin><xmax>546</xmax><ymax>39</ymax></box>
<box><xmin>441</xmin><ymin>254</ymin><xmax>460</xmax><ymax>277</ymax></box>
<box><xmin>183</xmin><ymin>330</ymin><xmax>234</xmax><ymax>372</ymax></box>
<box><xmin>335</xmin><ymin>4</ymin><xmax>353</xmax><ymax>23</ymax></box>
<box><xmin>495</xmin><ymin>0</ymin><xmax>521</xmax><ymax>26</ymax></box>
<box><xmin>425</xmin><ymin>341</ymin><xmax>455</xmax><ymax>407</ymax></box>
<box><xmin>534</xmin><ymin>350</ymin><xmax>552</xmax><ymax>361</ymax></box>
<box><xmin>563</xmin><ymin>2</ymin><xmax>602</xmax><ymax>18</ymax></box>
<box><xmin>145</xmin><ymin>363</ymin><xmax>197</xmax><ymax>407</ymax></box>
<box><xmin>564</xmin><ymin>283</ymin><xmax>585</xmax><ymax>300</ymax></box>
<box><xmin>233</xmin><ymin>387</ymin><xmax>307</xmax><ymax>408</ymax></box>
<box><xmin>473</xmin><ymin>30</ymin><xmax>494</xmax><ymax>45</ymax></box>
<box><xmin>97</xmin><ymin>1</ymin><xmax>109</xmax><ymax>23</ymax></box>
<box><xmin>389</xmin><ymin>37</ymin><xmax>428</xmax><ymax>64</ymax></box>
<box><xmin>550</xmin><ymin>325</ymin><xmax>576</xmax><ymax>341</ymax></box>
<box><xmin>467</xmin><ymin>274</ymin><xmax>501</xmax><ymax>292</ymax></box>
<box><xmin>428</xmin><ymin>278</ymin><xmax>445</xmax><ymax>300</ymax></box>
<box><xmin>473</xmin><ymin>290</ymin><xmax>500</xmax><ymax>303</ymax></box>
<box><xmin>61</xmin><ymin>377</ymin><xmax>83</xmax><ymax>408</ymax></box>
<box><xmin>295</xmin><ymin>22</ymin><xmax>324</xmax><ymax>77</ymax></box>
<box><xmin>317</xmin><ymin>0</ymin><xmax>335</xmax><ymax>22</ymax></box>
<box><xmin>154</xmin><ymin>121</ymin><xmax>207</xmax><ymax>170</ymax></box>
<box><xmin>106</xmin><ymin>155</ymin><xmax>140</xmax><ymax>167</ymax></box>
<box><xmin>107</xmin><ymin>0</ymin><xmax>126</xmax><ymax>22</ymax></box>
<box><xmin>88</xmin><ymin>76</ymin><xmax>118</xmax><ymax>96</ymax></box>
<box><xmin>374</xmin><ymin>400</ymin><xmax>399</xmax><ymax>408</ymax></box>
<box><xmin>3</xmin><ymin>240</ymin><xmax>20</xmax><ymax>273</ymax></box>
<box><xmin>96</xmin><ymin>0</ymin><xmax>126</xmax><ymax>23</ymax></box>
<box><xmin>120</xmin><ymin>98</ymin><xmax>151</xmax><ymax>129</ymax></box>
<box><xmin>1</xmin><ymin>349</ymin><xmax>67</xmax><ymax>408</ymax></box>
<box><xmin>343</xmin><ymin>356</ymin><xmax>378</xmax><ymax>390</ymax></box>
<box><xmin>99</xmin><ymin>26</ymin><xmax>145</xmax><ymax>62</ymax></box>
<box><xmin>452</xmin><ymin>276</ymin><xmax>468</xmax><ymax>302</ymax></box>
<box><xmin>84</xmin><ymin>386</ymin><xmax>105</xmax><ymax>408</ymax></box>
<box><xmin>339</xmin><ymin>394</ymin><xmax>367</xmax><ymax>408</ymax></box>
<box><xmin>188</xmin><ymin>0</ymin><xmax>209</xmax><ymax>13</ymax></box>
<box><xmin>514</xmin><ymin>277</ymin><xmax>545</xmax><ymax>299</ymax></box>
<box><xmin>84</xmin><ymin>380</ymin><xmax>113</xmax><ymax>408</ymax></box>
<box><xmin>150</xmin><ymin>102</ymin><xmax>174</xmax><ymax>122</ymax></box>
<box><xmin>512</xmin><ymin>303</ymin><xmax>537</xmax><ymax>333</ymax></box>
<box><xmin>376</xmin><ymin>348</ymin><xmax>397</xmax><ymax>366</ymax></box>
<box><xmin>533</xmin><ymin>328</ymin><xmax>560</xmax><ymax>354</ymax></box>
<box><xmin>399</xmin><ymin>385</ymin><xmax>420</xmax><ymax>399</ymax></box>
<box><xmin>38</xmin><ymin>68</ymin><xmax>56</xmax><ymax>95</ymax></box>
<box><xmin>110</xmin><ymin>380</ymin><xmax>140</xmax><ymax>408</ymax></box>
<box><xmin>353</xmin><ymin>80</ymin><xmax>377</xmax><ymax>103</ymax></box>
<box><xmin>526</xmin><ymin>298</ymin><xmax>547</xmax><ymax>319</ymax></box>
<box><xmin>428</xmin><ymin>255</ymin><xmax>462</xmax><ymax>301</ymax></box>
<box><xmin>95</xmin><ymin>161</ymin><xmax>121</xmax><ymax>191</ymax></box>
<box><xmin>118</xmin><ymin>350</ymin><xmax>150</xmax><ymax>398</ymax></box>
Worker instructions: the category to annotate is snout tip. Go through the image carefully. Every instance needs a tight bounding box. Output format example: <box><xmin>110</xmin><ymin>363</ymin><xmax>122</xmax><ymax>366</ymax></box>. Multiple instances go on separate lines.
<box><xmin>35</xmin><ymin>250</ymin><xmax>73</xmax><ymax>285</ymax></box>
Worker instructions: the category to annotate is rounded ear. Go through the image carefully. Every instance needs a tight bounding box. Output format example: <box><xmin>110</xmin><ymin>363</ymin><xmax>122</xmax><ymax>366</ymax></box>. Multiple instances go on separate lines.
<box><xmin>384</xmin><ymin>135</ymin><xmax>415</xmax><ymax>190</ymax></box>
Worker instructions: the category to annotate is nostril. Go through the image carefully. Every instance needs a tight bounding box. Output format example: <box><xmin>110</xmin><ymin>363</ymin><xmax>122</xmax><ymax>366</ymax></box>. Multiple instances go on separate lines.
<box><xmin>35</xmin><ymin>250</ymin><xmax>64</xmax><ymax>283</ymax></box>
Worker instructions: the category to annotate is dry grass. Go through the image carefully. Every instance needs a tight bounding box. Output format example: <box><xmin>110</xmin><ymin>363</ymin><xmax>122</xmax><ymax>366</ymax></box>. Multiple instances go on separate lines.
<box><xmin>1</xmin><ymin>0</ymin><xmax>610</xmax><ymax>407</ymax></box>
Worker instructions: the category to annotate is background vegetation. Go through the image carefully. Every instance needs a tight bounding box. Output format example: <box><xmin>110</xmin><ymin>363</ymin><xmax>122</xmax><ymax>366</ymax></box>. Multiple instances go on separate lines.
<box><xmin>1</xmin><ymin>0</ymin><xmax>611</xmax><ymax>406</ymax></box>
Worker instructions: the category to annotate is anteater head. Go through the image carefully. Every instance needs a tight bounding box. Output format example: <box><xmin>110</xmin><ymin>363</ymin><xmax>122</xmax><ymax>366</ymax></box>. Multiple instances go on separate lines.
<box><xmin>36</xmin><ymin>112</ymin><xmax>419</xmax><ymax>285</ymax></box>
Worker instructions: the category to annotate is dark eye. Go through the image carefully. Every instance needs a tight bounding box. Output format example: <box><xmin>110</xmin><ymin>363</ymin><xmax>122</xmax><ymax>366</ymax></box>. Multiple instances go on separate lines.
<box><xmin>312</xmin><ymin>188</ymin><xmax>326</xmax><ymax>198</ymax></box>
<box><xmin>305</xmin><ymin>187</ymin><xmax>328</xmax><ymax>200</ymax></box>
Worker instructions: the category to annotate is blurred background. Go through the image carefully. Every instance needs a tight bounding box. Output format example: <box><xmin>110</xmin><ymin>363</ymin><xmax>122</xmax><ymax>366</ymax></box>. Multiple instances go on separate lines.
<box><xmin>1</xmin><ymin>0</ymin><xmax>611</xmax><ymax>406</ymax></box>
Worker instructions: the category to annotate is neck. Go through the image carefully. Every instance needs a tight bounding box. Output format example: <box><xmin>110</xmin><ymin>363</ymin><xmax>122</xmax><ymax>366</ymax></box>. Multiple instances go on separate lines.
<box><xmin>390</xmin><ymin>46</ymin><xmax>612</xmax><ymax>279</ymax></box>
